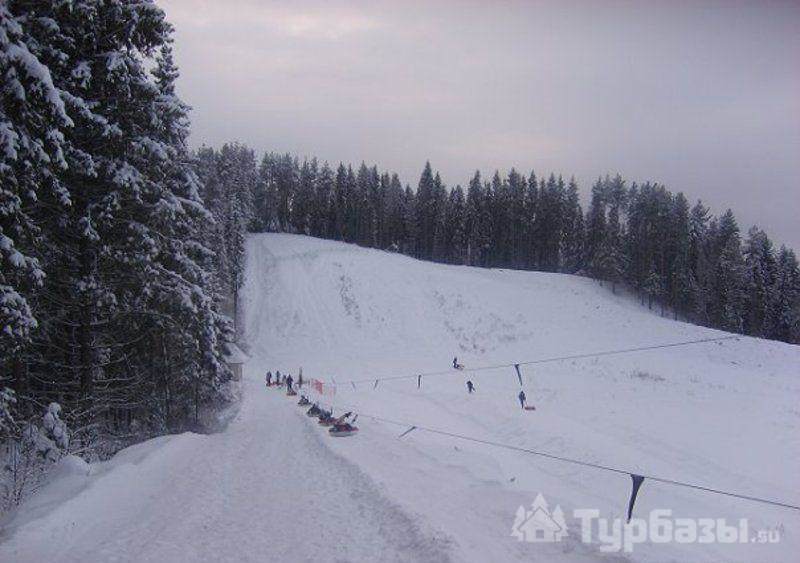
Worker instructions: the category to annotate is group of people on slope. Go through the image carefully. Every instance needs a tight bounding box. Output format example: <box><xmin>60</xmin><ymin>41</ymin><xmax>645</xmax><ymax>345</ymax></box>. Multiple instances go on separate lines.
<box><xmin>465</xmin><ymin>380</ymin><xmax>528</xmax><ymax>409</ymax></box>
<box><xmin>265</xmin><ymin>369</ymin><xmax>303</xmax><ymax>391</ymax></box>
<box><xmin>455</xmin><ymin>354</ymin><xmax>528</xmax><ymax>410</ymax></box>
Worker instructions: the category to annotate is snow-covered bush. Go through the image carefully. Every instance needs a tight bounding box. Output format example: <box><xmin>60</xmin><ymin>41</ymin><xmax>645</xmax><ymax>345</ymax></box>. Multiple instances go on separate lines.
<box><xmin>1</xmin><ymin>402</ymin><xmax>71</xmax><ymax>513</ymax></box>
<box><xmin>33</xmin><ymin>403</ymin><xmax>70</xmax><ymax>461</ymax></box>
<box><xmin>0</xmin><ymin>387</ymin><xmax>16</xmax><ymax>439</ymax></box>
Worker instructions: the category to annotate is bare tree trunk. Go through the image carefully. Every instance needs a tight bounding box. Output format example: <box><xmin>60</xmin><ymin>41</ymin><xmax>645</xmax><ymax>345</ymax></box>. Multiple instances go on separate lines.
<box><xmin>79</xmin><ymin>239</ymin><xmax>96</xmax><ymax>425</ymax></box>
<box><xmin>12</xmin><ymin>357</ymin><xmax>25</xmax><ymax>416</ymax></box>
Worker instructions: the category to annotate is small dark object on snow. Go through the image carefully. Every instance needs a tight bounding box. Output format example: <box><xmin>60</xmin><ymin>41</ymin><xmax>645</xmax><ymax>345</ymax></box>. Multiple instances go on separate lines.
<box><xmin>306</xmin><ymin>404</ymin><xmax>322</xmax><ymax>417</ymax></box>
<box><xmin>298</xmin><ymin>395</ymin><xmax>310</xmax><ymax>406</ymax></box>
<box><xmin>453</xmin><ymin>357</ymin><xmax>464</xmax><ymax>370</ymax></box>
<box><xmin>466</xmin><ymin>380</ymin><xmax>475</xmax><ymax>393</ymax></box>
<box><xmin>518</xmin><ymin>390</ymin><xmax>526</xmax><ymax>409</ymax></box>
<box><xmin>329</xmin><ymin>422</ymin><xmax>358</xmax><ymax>437</ymax></box>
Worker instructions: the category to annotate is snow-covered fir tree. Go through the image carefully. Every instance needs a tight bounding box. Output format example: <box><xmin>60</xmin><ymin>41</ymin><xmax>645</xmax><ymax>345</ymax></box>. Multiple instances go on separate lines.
<box><xmin>1</xmin><ymin>1</ymin><xmax>232</xmax><ymax>460</ymax></box>
<box><xmin>0</xmin><ymin>3</ymin><xmax>71</xmax><ymax>374</ymax></box>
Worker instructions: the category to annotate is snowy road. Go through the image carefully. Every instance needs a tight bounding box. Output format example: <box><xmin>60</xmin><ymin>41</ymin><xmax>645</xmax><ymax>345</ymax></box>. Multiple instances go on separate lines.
<box><xmin>0</xmin><ymin>375</ymin><xmax>452</xmax><ymax>563</ymax></box>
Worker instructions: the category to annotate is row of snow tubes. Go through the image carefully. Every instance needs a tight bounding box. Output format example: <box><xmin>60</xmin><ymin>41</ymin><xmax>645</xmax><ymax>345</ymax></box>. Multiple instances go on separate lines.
<box><xmin>298</xmin><ymin>398</ymin><xmax>358</xmax><ymax>437</ymax></box>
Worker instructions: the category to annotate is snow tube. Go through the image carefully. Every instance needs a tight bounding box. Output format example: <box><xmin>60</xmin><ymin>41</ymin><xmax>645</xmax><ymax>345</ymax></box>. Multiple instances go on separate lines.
<box><xmin>329</xmin><ymin>426</ymin><xmax>358</xmax><ymax>437</ymax></box>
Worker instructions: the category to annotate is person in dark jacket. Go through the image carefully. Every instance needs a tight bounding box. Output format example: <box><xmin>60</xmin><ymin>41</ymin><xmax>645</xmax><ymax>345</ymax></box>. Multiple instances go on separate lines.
<box><xmin>286</xmin><ymin>374</ymin><xmax>294</xmax><ymax>391</ymax></box>
<box><xmin>466</xmin><ymin>380</ymin><xmax>475</xmax><ymax>393</ymax></box>
<box><xmin>518</xmin><ymin>390</ymin><xmax>526</xmax><ymax>409</ymax></box>
<box><xmin>265</xmin><ymin>371</ymin><xmax>272</xmax><ymax>386</ymax></box>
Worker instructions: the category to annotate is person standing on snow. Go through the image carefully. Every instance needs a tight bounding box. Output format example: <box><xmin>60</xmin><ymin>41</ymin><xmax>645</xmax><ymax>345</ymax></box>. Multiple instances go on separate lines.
<box><xmin>286</xmin><ymin>374</ymin><xmax>294</xmax><ymax>391</ymax></box>
<box><xmin>466</xmin><ymin>380</ymin><xmax>475</xmax><ymax>394</ymax></box>
<box><xmin>276</xmin><ymin>370</ymin><xmax>282</xmax><ymax>386</ymax></box>
<box><xmin>265</xmin><ymin>371</ymin><xmax>272</xmax><ymax>386</ymax></box>
<box><xmin>298</xmin><ymin>369</ymin><xmax>303</xmax><ymax>389</ymax></box>
<box><xmin>518</xmin><ymin>390</ymin><xmax>526</xmax><ymax>409</ymax></box>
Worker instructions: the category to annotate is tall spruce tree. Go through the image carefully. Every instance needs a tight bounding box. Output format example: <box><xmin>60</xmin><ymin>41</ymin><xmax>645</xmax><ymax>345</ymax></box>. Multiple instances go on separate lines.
<box><xmin>415</xmin><ymin>162</ymin><xmax>437</xmax><ymax>260</ymax></box>
<box><xmin>767</xmin><ymin>247</ymin><xmax>800</xmax><ymax>342</ymax></box>
<box><xmin>465</xmin><ymin>171</ymin><xmax>490</xmax><ymax>266</ymax></box>
<box><xmin>742</xmin><ymin>226</ymin><xmax>776</xmax><ymax>337</ymax></box>
<box><xmin>561</xmin><ymin>178</ymin><xmax>584</xmax><ymax>274</ymax></box>
<box><xmin>585</xmin><ymin>177</ymin><xmax>607</xmax><ymax>276</ymax></box>
<box><xmin>3</xmin><ymin>0</ymin><xmax>233</xmax><ymax>446</ymax></box>
<box><xmin>1</xmin><ymin>3</ymin><xmax>71</xmax><ymax>395</ymax></box>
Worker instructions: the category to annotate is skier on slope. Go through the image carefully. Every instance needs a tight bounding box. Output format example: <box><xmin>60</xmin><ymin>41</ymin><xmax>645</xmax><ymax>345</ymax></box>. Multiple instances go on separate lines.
<box><xmin>265</xmin><ymin>371</ymin><xmax>272</xmax><ymax>386</ymax></box>
<box><xmin>466</xmin><ymin>380</ymin><xmax>475</xmax><ymax>394</ymax></box>
<box><xmin>518</xmin><ymin>390</ymin><xmax>526</xmax><ymax>409</ymax></box>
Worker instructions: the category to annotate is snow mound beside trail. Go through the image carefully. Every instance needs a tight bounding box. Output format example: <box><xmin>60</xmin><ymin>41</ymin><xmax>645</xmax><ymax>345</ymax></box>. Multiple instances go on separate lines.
<box><xmin>0</xmin><ymin>377</ymin><xmax>454</xmax><ymax>562</ymax></box>
<box><xmin>1</xmin><ymin>434</ymin><xmax>204</xmax><ymax>541</ymax></box>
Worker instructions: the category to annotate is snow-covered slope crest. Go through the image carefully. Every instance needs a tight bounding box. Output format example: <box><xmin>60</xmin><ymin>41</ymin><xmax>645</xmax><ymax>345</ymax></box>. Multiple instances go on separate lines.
<box><xmin>244</xmin><ymin>233</ymin><xmax>800</xmax><ymax>563</ymax></box>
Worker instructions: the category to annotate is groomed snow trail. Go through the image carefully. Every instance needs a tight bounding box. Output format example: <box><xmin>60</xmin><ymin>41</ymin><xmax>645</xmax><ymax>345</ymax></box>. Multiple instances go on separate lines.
<box><xmin>0</xmin><ymin>374</ymin><xmax>453</xmax><ymax>563</ymax></box>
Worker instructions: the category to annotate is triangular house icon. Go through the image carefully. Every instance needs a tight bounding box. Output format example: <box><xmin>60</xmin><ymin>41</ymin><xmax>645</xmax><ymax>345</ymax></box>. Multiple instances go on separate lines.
<box><xmin>511</xmin><ymin>493</ymin><xmax>568</xmax><ymax>543</ymax></box>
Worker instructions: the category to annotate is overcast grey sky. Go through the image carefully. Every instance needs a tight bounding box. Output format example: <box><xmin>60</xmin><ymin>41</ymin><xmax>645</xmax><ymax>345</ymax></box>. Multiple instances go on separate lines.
<box><xmin>160</xmin><ymin>0</ymin><xmax>800</xmax><ymax>249</ymax></box>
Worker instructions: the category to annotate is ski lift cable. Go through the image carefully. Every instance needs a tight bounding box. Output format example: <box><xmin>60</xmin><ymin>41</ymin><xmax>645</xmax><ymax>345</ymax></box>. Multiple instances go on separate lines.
<box><xmin>314</xmin><ymin>399</ymin><xmax>800</xmax><ymax>512</ymax></box>
<box><xmin>345</xmin><ymin>335</ymin><xmax>740</xmax><ymax>386</ymax></box>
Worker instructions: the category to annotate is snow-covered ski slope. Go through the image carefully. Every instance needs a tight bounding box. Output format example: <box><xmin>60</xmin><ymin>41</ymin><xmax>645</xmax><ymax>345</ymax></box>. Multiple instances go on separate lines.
<box><xmin>243</xmin><ymin>233</ymin><xmax>800</xmax><ymax>562</ymax></box>
<box><xmin>2</xmin><ymin>232</ymin><xmax>798</xmax><ymax>562</ymax></box>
